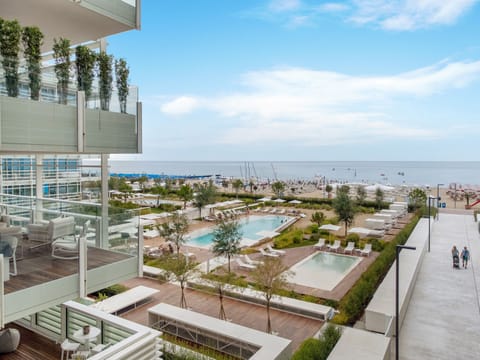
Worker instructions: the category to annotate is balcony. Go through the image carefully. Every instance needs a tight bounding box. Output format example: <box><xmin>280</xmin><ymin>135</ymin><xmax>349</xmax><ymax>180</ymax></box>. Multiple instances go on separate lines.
<box><xmin>0</xmin><ymin>195</ymin><xmax>142</xmax><ymax>325</ymax></box>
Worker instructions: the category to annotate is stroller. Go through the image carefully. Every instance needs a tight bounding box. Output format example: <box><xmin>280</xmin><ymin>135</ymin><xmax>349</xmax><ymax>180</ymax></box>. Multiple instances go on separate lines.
<box><xmin>453</xmin><ymin>254</ymin><xmax>460</xmax><ymax>269</ymax></box>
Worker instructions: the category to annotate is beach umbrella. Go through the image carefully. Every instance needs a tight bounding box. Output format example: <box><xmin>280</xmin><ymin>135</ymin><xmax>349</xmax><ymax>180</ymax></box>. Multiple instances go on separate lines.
<box><xmin>257</xmin><ymin>197</ymin><xmax>271</xmax><ymax>202</ymax></box>
<box><xmin>273</xmin><ymin>198</ymin><xmax>286</xmax><ymax>203</ymax></box>
<box><xmin>319</xmin><ymin>224</ymin><xmax>341</xmax><ymax>231</ymax></box>
<box><xmin>365</xmin><ymin>183</ymin><xmax>395</xmax><ymax>191</ymax></box>
<box><xmin>289</xmin><ymin>200</ymin><xmax>302</xmax><ymax>204</ymax></box>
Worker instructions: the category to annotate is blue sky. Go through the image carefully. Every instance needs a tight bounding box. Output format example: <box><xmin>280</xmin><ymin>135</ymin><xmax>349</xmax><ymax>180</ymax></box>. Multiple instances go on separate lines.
<box><xmin>108</xmin><ymin>0</ymin><xmax>480</xmax><ymax>161</ymax></box>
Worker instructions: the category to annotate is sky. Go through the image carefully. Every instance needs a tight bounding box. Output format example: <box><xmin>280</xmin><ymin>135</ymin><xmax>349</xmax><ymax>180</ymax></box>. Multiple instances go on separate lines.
<box><xmin>108</xmin><ymin>0</ymin><xmax>480</xmax><ymax>161</ymax></box>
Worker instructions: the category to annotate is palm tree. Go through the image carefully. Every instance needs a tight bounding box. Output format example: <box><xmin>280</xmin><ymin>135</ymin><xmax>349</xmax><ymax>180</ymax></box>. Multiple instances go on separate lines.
<box><xmin>325</xmin><ymin>184</ymin><xmax>333</xmax><ymax>199</ymax></box>
<box><xmin>375</xmin><ymin>188</ymin><xmax>384</xmax><ymax>209</ymax></box>
<box><xmin>211</xmin><ymin>220</ymin><xmax>242</xmax><ymax>273</ymax></box>
<box><xmin>356</xmin><ymin>186</ymin><xmax>367</xmax><ymax>204</ymax></box>
<box><xmin>157</xmin><ymin>212</ymin><xmax>189</xmax><ymax>256</ymax></box>
<box><xmin>177</xmin><ymin>184</ymin><xmax>194</xmax><ymax>209</ymax></box>
<box><xmin>310</xmin><ymin>211</ymin><xmax>325</xmax><ymax>227</ymax></box>
<box><xmin>232</xmin><ymin>179</ymin><xmax>243</xmax><ymax>199</ymax></box>
<box><xmin>271</xmin><ymin>181</ymin><xmax>285</xmax><ymax>198</ymax></box>
<box><xmin>251</xmin><ymin>257</ymin><xmax>291</xmax><ymax>334</ymax></box>
<box><xmin>151</xmin><ymin>185</ymin><xmax>168</xmax><ymax>207</ymax></box>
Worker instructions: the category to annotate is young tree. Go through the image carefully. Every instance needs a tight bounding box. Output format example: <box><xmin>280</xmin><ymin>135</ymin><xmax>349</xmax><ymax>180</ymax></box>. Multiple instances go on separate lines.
<box><xmin>271</xmin><ymin>181</ymin><xmax>285</xmax><ymax>198</ymax></box>
<box><xmin>194</xmin><ymin>180</ymin><xmax>217</xmax><ymax>218</ymax></box>
<box><xmin>408</xmin><ymin>188</ymin><xmax>427</xmax><ymax>210</ymax></box>
<box><xmin>159</xmin><ymin>254</ymin><xmax>197</xmax><ymax>309</ymax></box>
<box><xmin>158</xmin><ymin>212</ymin><xmax>189</xmax><ymax>257</ymax></box>
<box><xmin>0</xmin><ymin>19</ymin><xmax>22</xmax><ymax>97</ymax></box>
<box><xmin>151</xmin><ymin>185</ymin><xmax>167</xmax><ymax>207</ymax></box>
<box><xmin>232</xmin><ymin>179</ymin><xmax>243</xmax><ymax>198</ymax></box>
<box><xmin>332</xmin><ymin>188</ymin><xmax>355</xmax><ymax>237</ymax></box>
<box><xmin>325</xmin><ymin>184</ymin><xmax>333</xmax><ymax>199</ymax></box>
<box><xmin>22</xmin><ymin>26</ymin><xmax>44</xmax><ymax>100</ymax></box>
<box><xmin>310</xmin><ymin>211</ymin><xmax>325</xmax><ymax>227</ymax></box>
<box><xmin>375</xmin><ymin>188</ymin><xmax>384</xmax><ymax>209</ymax></box>
<box><xmin>115</xmin><ymin>58</ymin><xmax>129</xmax><ymax>113</ymax></box>
<box><xmin>97</xmin><ymin>51</ymin><xmax>113</xmax><ymax>110</ymax></box>
<box><xmin>204</xmin><ymin>269</ymin><xmax>232</xmax><ymax>320</ymax></box>
<box><xmin>211</xmin><ymin>220</ymin><xmax>242</xmax><ymax>273</ymax></box>
<box><xmin>248</xmin><ymin>180</ymin><xmax>255</xmax><ymax>193</ymax></box>
<box><xmin>177</xmin><ymin>184</ymin><xmax>194</xmax><ymax>209</ymax></box>
<box><xmin>53</xmin><ymin>37</ymin><xmax>71</xmax><ymax>105</ymax></box>
<box><xmin>356</xmin><ymin>186</ymin><xmax>367</xmax><ymax>204</ymax></box>
<box><xmin>251</xmin><ymin>257</ymin><xmax>291</xmax><ymax>333</ymax></box>
<box><xmin>75</xmin><ymin>45</ymin><xmax>97</xmax><ymax>104</ymax></box>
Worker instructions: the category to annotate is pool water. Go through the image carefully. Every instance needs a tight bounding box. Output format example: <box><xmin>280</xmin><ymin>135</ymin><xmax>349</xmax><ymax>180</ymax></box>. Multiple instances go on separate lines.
<box><xmin>289</xmin><ymin>252</ymin><xmax>361</xmax><ymax>291</ymax></box>
<box><xmin>186</xmin><ymin>215</ymin><xmax>291</xmax><ymax>248</ymax></box>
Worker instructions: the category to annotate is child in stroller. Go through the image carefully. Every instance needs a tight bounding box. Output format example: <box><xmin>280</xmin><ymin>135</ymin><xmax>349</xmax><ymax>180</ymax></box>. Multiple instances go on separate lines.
<box><xmin>452</xmin><ymin>245</ymin><xmax>460</xmax><ymax>269</ymax></box>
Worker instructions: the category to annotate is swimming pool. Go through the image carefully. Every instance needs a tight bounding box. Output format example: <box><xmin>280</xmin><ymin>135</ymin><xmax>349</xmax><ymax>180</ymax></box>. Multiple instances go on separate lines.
<box><xmin>289</xmin><ymin>252</ymin><xmax>361</xmax><ymax>291</ymax></box>
<box><xmin>186</xmin><ymin>215</ymin><xmax>293</xmax><ymax>248</ymax></box>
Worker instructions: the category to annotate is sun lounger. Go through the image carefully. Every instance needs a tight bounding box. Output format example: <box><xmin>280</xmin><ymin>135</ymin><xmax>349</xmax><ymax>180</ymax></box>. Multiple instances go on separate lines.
<box><xmin>259</xmin><ymin>248</ymin><xmax>280</xmax><ymax>257</ymax></box>
<box><xmin>262</xmin><ymin>208</ymin><xmax>270</xmax><ymax>213</ymax></box>
<box><xmin>313</xmin><ymin>238</ymin><xmax>326</xmax><ymax>250</ymax></box>
<box><xmin>269</xmin><ymin>208</ymin><xmax>278</xmax><ymax>214</ymax></box>
<box><xmin>344</xmin><ymin>241</ymin><xmax>355</xmax><ymax>254</ymax></box>
<box><xmin>267</xmin><ymin>244</ymin><xmax>286</xmax><ymax>256</ymax></box>
<box><xmin>360</xmin><ymin>243</ymin><xmax>372</xmax><ymax>256</ymax></box>
<box><xmin>236</xmin><ymin>258</ymin><xmax>256</xmax><ymax>270</ymax></box>
<box><xmin>276</xmin><ymin>209</ymin><xmax>286</xmax><ymax>214</ymax></box>
<box><xmin>243</xmin><ymin>254</ymin><xmax>263</xmax><ymax>266</ymax></box>
<box><xmin>327</xmin><ymin>240</ymin><xmax>341</xmax><ymax>253</ymax></box>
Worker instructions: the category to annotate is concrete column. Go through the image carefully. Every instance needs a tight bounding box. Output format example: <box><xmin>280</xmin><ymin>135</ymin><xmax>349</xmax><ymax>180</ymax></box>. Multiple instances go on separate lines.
<box><xmin>79</xmin><ymin>232</ymin><xmax>87</xmax><ymax>298</ymax></box>
<box><xmin>100</xmin><ymin>154</ymin><xmax>109</xmax><ymax>249</ymax></box>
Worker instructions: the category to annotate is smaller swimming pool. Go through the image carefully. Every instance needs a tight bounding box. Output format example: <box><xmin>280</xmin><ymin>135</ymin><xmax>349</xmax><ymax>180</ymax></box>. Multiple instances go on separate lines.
<box><xmin>186</xmin><ymin>215</ymin><xmax>293</xmax><ymax>248</ymax></box>
<box><xmin>289</xmin><ymin>252</ymin><xmax>361</xmax><ymax>291</ymax></box>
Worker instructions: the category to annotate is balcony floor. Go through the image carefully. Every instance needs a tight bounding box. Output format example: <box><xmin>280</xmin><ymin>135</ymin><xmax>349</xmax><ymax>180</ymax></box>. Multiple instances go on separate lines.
<box><xmin>5</xmin><ymin>244</ymin><xmax>131</xmax><ymax>294</ymax></box>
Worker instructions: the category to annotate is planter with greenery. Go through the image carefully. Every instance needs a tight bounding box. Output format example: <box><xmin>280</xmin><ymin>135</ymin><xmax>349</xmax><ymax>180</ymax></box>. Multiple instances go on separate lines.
<box><xmin>97</xmin><ymin>51</ymin><xmax>113</xmax><ymax>110</ymax></box>
<box><xmin>75</xmin><ymin>45</ymin><xmax>96</xmax><ymax>104</ymax></box>
<box><xmin>115</xmin><ymin>58</ymin><xmax>129</xmax><ymax>113</ymax></box>
<box><xmin>292</xmin><ymin>324</ymin><xmax>342</xmax><ymax>360</ymax></box>
<box><xmin>22</xmin><ymin>26</ymin><xmax>44</xmax><ymax>100</ymax></box>
<box><xmin>53</xmin><ymin>37</ymin><xmax>71</xmax><ymax>105</ymax></box>
<box><xmin>0</xmin><ymin>19</ymin><xmax>22</xmax><ymax>97</ymax></box>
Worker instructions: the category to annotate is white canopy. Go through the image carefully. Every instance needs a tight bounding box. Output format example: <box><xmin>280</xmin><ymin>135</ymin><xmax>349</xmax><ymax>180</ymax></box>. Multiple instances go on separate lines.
<box><xmin>348</xmin><ymin>227</ymin><xmax>372</xmax><ymax>235</ymax></box>
<box><xmin>365</xmin><ymin>184</ymin><xmax>395</xmax><ymax>191</ymax></box>
<box><xmin>319</xmin><ymin>224</ymin><xmax>341</xmax><ymax>231</ymax></box>
<box><xmin>289</xmin><ymin>200</ymin><xmax>302</xmax><ymax>204</ymax></box>
<box><xmin>257</xmin><ymin>197</ymin><xmax>271</xmax><ymax>202</ymax></box>
<box><xmin>273</xmin><ymin>198</ymin><xmax>286</xmax><ymax>203</ymax></box>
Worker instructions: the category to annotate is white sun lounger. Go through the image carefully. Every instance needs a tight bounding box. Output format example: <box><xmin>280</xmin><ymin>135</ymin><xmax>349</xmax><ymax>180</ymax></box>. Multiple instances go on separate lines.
<box><xmin>313</xmin><ymin>238</ymin><xmax>326</xmax><ymax>250</ymax></box>
<box><xmin>259</xmin><ymin>248</ymin><xmax>280</xmax><ymax>257</ymax></box>
<box><xmin>267</xmin><ymin>244</ymin><xmax>286</xmax><ymax>256</ymax></box>
<box><xmin>344</xmin><ymin>241</ymin><xmax>355</xmax><ymax>254</ymax></box>
<box><xmin>360</xmin><ymin>243</ymin><xmax>372</xmax><ymax>256</ymax></box>
<box><xmin>243</xmin><ymin>254</ymin><xmax>263</xmax><ymax>266</ymax></box>
<box><xmin>236</xmin><ymin>258</ymin><xmax>256</xmax><ymax>270</ymax></box>
<box><xmin>327</xmin><ymin>240</ymin><xmax>341</xmax><ymax>253</ymax></box>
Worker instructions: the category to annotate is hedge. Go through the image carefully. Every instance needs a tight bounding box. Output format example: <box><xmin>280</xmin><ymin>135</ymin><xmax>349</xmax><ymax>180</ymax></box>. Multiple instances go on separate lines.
<box><xmin>292</xmin><ymin>324</ymin><xmax>342</xmax><ymax>360</ymax></box>
<box><xmin>332</xmin><ymin>214</ymin><xmax>420</xmax><ymax>325</ymax></box>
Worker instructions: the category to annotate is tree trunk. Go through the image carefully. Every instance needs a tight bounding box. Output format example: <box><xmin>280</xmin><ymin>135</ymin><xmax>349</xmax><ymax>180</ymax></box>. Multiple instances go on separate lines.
<box><xmin>227</xmin><ymin>255</ymin><xmax>231</xmax><ymax>273</ymax></box>
<box><xmin>180</xmin><ymin>282</ymin><xmax>187</xmax><ymax>309</ymax></box>
<box><xmin>218</xmin><ymin>287</ymin><xmax>227</xmax><ymax>320</ymax></box>
<box><xmin>266</xmin><ymin>300</ymin><xmax>272</xmax><ymax>333</ymax></box>
<box><xmin>344</xmin><ymin>221</ymin><xmax>348</xmax><ymax>237</ymax></box>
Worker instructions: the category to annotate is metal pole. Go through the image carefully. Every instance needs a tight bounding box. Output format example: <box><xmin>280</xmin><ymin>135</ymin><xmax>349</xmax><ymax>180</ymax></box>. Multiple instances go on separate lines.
<box><xmin>428</xmin><ymin>197</ymin><xmax>431</xmax><ymax>252</ymax></box>
<box><xmin>396</xmin><ymin>245</ymin><xmax>416</xmax><ymax>360</ymax></box>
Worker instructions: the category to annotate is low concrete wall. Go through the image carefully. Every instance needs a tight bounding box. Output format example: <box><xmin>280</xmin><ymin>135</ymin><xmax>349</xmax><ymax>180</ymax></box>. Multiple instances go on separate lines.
<box><xmin>365</xmin><ymin>218</ymin><xmax>430</xmax><ymax>334</ymax></box>
<box><xmin>328</xmin><ymin>327</ymin><xmax>391</xmax><ymax>360</ymax></box>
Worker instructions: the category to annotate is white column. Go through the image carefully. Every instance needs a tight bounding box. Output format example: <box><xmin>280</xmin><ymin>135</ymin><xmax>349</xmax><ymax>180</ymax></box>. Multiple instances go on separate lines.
<box><xmin>138</xmin><ymin>224</ymin><xmax>144</xmax><ymax>277</ymax></box>
<box><xmin>0</xmin><ymin>254</ymin><xmax>4</xmax><ymax>329</ymax></box>
<box><xmin>100</xmin><ymin>154</ymin><xmax>109</xmax><ymax>249</ymax></box>
<box><xmin>35</xmin><ymin>154</ymin><xmax>43</xmax><ymax>223</ymax></box>
<box><xmin>79</xmin><ymin>232</ymin><xmax>87</xmax><ymax>298</ymax></box>
<box><xmin>77</xmin><ymin>91</ymin><xmax>85</xmax><ymax>153</ymax></box>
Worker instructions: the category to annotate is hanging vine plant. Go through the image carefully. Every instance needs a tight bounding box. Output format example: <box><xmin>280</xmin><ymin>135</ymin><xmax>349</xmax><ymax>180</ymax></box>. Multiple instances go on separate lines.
<box><xmin>115</xmin><ymin>58</ymin><xmax>129</xmax><ymax>114</ymax></box>
<box><xmin>98</xmin><ymin>51</ymin><xmax>113</xmax><ymax>111</ymax></box>
<box><xmin>53</xmin><ymin>37</ymin><xmax>71</xmax><ymax>105</ymax></box>
<box><xmin>0</xmin><ymin>19</ymin><xmax>22</xmax><ymax>97</ymax></box>
<box><xmin>75</xmin><ymin>45</ymin><xmax>96</xmax><ymax>105</ymax></box>
<box><xmin>22</xmin><ymin>26</ymin><xmax>44</xmax><ymax>100</ymax></box>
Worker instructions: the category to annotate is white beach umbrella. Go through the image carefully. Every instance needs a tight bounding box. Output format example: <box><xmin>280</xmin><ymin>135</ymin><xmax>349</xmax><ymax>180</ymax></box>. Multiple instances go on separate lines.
<box><xmin>257</xmin><ymin>197</ymin><xmax>271</xmax><ymax>202</ymax></box>
<box><xmin>273</xmin><ymin>198</ymin><xmax>286</xmax><ymax>203</ymax></box>
<box><xmin>365</xmin><ymin>183</ymin><xmax>395</xmax><ymax>191</ymax></box>
<box><xmin>319</xmin><ymin>224</ymin><xmax>341</xmax><ymax>231</ymax></box>
<box><xmin>288</xmin><ymin>200</ymin><xmax>302</xmax><ymax>204</ymax></box>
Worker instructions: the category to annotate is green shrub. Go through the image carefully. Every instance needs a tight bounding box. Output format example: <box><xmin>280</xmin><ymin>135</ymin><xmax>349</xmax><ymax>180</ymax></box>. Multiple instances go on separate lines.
<box><xmin>345</xmin><ymin>233</ymin><xmax>360</xmax><ymax>247</ymax></box>
<box><xmin>292</xmin><ymin>324</ymin><xmax>342</xmax><ymax>360</ymax></box>
<box><xmin>310</xmin><ymin>224</ymin><xmax>319</xmax><ymax>233</ymax></box>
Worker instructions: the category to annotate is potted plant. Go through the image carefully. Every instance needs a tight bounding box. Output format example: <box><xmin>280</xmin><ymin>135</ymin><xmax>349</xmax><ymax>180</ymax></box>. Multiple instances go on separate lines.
<box><xmin>97</xmin><ymin>51</ymin><xmax>113</xmax><ymax>111</ymax></box>
<box><xmin>22</xmin><ymin>26</ymin><xmax>44</xmax><ymax>100</ymax></box>
<box><xmin>53</xmin><ymin>37</ymin><xmax>71</xmax><ymax>105</ymax></box>
<box><xmin>115</xmin><ymin>58</ymin><xmax>129</xmax><ymax>113</ymax></box>
<box><xmin>0</xmin><ymin>18</ymin><xmax>22</xmax><ymax>97</ymax></box>
<box><xmin>75</xmin><ymin>45</ymin><xmax>96</xmax><ymax>106</ymax></box>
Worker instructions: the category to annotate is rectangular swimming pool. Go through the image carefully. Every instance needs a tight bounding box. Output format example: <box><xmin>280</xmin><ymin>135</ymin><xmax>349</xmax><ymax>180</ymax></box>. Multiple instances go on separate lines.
<box><xmin>289</xmin><ymin>252</ymin><xmax>361</xmax><ymax>291</ymax></box>
<box><xmin>186</xmin><ymin>215</ymin><xmax>293</xmax><ymax>248</ymax></box>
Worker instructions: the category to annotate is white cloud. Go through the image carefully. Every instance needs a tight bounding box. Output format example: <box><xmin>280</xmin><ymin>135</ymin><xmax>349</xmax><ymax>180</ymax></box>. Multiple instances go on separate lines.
<box><xmin>268</xmin><ymin>0</ymin><xmax>302</xmax><ymax>12</ymax></box>
<box><xmin>160</xmin><ymin>60</ymin><xmax>480</xmax><ymax>145</ymax></box>
<box><xmin>318</xmin><ymin>3</ymin><xmax>350</xmax><ymax>13</ymax></box>
<box><xmin>160</xmin><ymin>96</ymin><xmax>199</xmax><ymax>115</ymax></box>
<box><xmin>351</xmin><ymin>0</ymin><xmax>478</xmax><ymax>30</ymax></box>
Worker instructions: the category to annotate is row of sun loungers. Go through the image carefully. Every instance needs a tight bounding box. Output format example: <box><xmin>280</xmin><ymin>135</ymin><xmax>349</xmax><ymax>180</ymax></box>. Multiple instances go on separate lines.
<box><xmin>236</xmin><ymin>246</ymin><xmax>287</xmax><ymax>270</ymax></box>
<box><xmin>204</xmin><ymin>209</ymin><xmax>244</xmax><ymax>222</ymax></box>
<box><xmin>313</xmin><ymin>238</ymin><xmax>372</xmax><ymax>256</ymax></box>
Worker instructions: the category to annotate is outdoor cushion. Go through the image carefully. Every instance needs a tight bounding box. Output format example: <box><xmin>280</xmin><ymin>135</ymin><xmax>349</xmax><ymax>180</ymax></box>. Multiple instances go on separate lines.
<box><xmin>0</xmin><ymin>328</ymin><xmax>20</xmax><ymax>353</ymax></box>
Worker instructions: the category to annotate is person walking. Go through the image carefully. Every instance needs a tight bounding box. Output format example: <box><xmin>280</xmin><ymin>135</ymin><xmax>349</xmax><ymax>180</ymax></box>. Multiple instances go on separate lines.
<box><xmin>452</xmin><ymin>245</ymin><xmax>459</xmax><ymax>268</ymax></box>
<box><xmin>461</xmin><ymin>246</ymin><xmax>470</xmax><ymax>269</ymax></box>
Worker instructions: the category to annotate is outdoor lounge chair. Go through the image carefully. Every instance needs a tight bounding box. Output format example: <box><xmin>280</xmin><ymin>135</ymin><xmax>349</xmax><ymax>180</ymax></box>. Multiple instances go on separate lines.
<box><xmin>51</xmin><ymin>220</ymin><xmax>90</xmax><ymax>260</ymax></box>
<box><xmin>344</xmin><ymin>241</ymin><xmax>355</xmax><ymax>254</ymax></box>
<box><xmin>360</xmin><ymin>243</ymin><xmax>372</xmax><ymax>257</ymax></box>
<box><xmin>27</xmin><ymin>216</ymin><xmax>76</xmax><ymax>250</ymax></box>
<box><xmin>313</xmin><ymin>238</ymin><xmax>326</xmax><ymax>250</ymax></box>
<box><xmin>267</xmin><ymin>244</ymin><xmax>286</xmax><ymax>256</ymax></box>
<box><xmin>243</xmin><ymin>254</ymin><xmax>263</xmax><ymax>266</ymax></box>
<box><xmin>235</xmin><ymin>258</ymin><xmax>256</xmax><ymax>270</ymax></box>
<box><xmin>327</xmin><ymin>240</ymin><xmax>341</xmax><ymax>253</ymax></box>
<box><xmin>260</xmin><ymin>248</ymin><xmax>279</xmax><ymax>257</ymax></box>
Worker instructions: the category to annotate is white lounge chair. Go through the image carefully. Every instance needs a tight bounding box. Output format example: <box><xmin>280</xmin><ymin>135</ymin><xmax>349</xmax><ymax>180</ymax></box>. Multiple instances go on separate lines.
<box><xmin>313</xmin><ymin>238</ymin><xmax>326</xmax><ymax>250</ymax></box>
<box><xmin>236</xmin><ymin>258</ymin><xmax>256</xmax><ymax>270</ymax></box>
<box><xmin>276</xmin><ymin>209</ymin><xmax>286</xmax><ymax>214</ymax></box>
<box><xmin>327</xmin><ymin>240</ymin><xmax>341</xmax><ymax>253</ymax></box>
<box><xmin>243</xmin><ymin>254</ymin><xmax>262</xmax><ymax>266</ymax></box>
<box><xmin>51</xmin><ymin>220</ymin><xmax>90</xmax><ymax>260</ymax></box>
<box><xmin>360</xmin><ymin>243</ymin><xmax>372</xmax><ymax>256</ymax></box>
<box><xmin>269</xmin><ymin>208</ymin><xmax>278</xmax><ymax>214</ymax></box>
<box><xmin>259</xmin><ymin>248</ymin><xmax>279</xmax><ymax>257</ymax></box>
<box><xmin>344</xmin><ymin>241</ymin><xmax>355</xmax><ymax>254</ymax></box>
<box><xmin>267</xmin><ymin>244</ymin><xmax>286</xmax><ymax>256</ymax></box>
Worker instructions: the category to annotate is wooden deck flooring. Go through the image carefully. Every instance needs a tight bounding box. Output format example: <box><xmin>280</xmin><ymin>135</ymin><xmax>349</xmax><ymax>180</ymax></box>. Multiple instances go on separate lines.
<box><xmin>5</xmin><ymin>246</ymin><xmax>131</xmax><ymax>294</ymax></box>
<box><xmin>120</xmin><ymin>277</ymin><xmax>323</xmax><ymax>351</ymax></box>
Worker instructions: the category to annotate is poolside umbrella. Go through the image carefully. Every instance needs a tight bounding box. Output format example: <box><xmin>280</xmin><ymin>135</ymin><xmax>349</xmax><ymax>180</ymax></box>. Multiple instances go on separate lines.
<box><xmin>257</xmin><ymin>197</ymin><xmax>271</xmax><ymax>202</ymax></box>
<box><xmin>289</xmin><ymin>200</ymin><xmax>302</xmax><ymax>204</ymax></box>
<box><xmin>273</xmin><ymin>198</ymin><xmax>286</xmax><ymax>203</ymax></box>
<box><xmin>365</xmin><ymin>184</ymin><xmax>395</xmax><ymax>191</ymax></box>
<box><xmin>319</xmin><ymin>224</ymin><xmax>341</xmax><ymax>231</ymax></box>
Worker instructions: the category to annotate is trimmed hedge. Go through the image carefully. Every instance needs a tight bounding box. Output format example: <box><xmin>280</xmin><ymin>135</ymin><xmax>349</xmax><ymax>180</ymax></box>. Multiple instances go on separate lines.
<box><xmin>292</xmin><ymin>324</ymin><xmax>342</xmax><ymax>360</ymax></box>
<box><xmin>332</xmin><ymin>214</ymin><xmax>420</xmax><ymax>325</ymax></box>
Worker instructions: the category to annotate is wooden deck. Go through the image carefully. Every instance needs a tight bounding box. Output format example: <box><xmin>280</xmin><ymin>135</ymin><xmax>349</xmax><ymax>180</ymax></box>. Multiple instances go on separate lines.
<box><xmin>120</xmin><ymin>277</ymin><xmax>324</xmax><ymax>351</ymax></box>
<box><xmin>5</xmin><ymin>245</ymin><xmax>131</xmax><ymax>294</ymax></box>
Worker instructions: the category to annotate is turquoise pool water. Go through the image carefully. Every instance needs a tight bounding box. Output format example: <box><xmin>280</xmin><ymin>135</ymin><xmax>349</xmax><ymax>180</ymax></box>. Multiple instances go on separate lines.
<box><xmin>289</xmin><ymin>252</ymin><xmax>361</xmax><ymax>291</ymax></box>
<box><xmin>186</xmin><ymin>215</ymin><xmax>291</xmax><ymax>248</ymax></box>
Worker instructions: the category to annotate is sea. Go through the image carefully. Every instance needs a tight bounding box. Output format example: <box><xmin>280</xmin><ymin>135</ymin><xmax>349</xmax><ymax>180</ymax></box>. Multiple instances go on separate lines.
<box><xmin>106</xmin><ymin>161</ymin><xmax>480</xmax><ymax>187</ymax></box>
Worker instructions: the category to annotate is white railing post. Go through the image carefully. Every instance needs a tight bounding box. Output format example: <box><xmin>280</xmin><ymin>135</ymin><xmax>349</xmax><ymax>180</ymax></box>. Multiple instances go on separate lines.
<box><xmin>77</xmin><ymin>91</ymin><xmax>85</xmax><ymax>152</ymax></box>
<box><xmin>0</xmin><ymin>254</ymin><xmax>4</xmax><ymax>329</ymax></box>
<box><xmin>79</xmin><ymin>233</ymin><xmax>87</xmax><ymax>298</ymax></box>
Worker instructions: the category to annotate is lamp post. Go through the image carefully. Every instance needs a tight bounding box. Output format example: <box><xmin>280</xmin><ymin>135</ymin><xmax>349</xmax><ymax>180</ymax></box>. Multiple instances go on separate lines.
<box><xmin>395</xmin><ymin>245</ymin><xmax>416</xmax><ymax>360</ymax></box>
<box><xmin>428</xmin><ymin>196</ymin><xmax>432</xmax><ymax>252</ymax></box>
<box><xmin>436</xmin><ymin>183</ymin><xmax>444</xmax><ymax>219</ymax></box>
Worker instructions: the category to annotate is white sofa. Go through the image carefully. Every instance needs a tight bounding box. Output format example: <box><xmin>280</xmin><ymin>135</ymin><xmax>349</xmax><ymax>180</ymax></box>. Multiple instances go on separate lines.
<box><xmin>27</xmin><ymin>216</ymin><xmax>76</xmax><ymax>250</ymax></box>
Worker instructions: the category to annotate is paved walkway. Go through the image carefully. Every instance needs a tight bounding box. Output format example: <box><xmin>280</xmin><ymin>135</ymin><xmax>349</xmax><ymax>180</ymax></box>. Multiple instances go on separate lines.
<box><xmin>400</xmin><ymin>212</ymin><xmax>480</xmax><ymax>359</ymax></box>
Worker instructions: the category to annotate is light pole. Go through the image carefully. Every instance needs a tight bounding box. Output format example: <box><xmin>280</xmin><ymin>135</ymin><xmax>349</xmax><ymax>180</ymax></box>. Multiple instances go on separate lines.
<box><xmin>396</xmin><ymin>245</ymin><xmax>416</xmax><ymax>360</ymax></box>
<box><xmin>428</xmin><ymin>196</ymin><xmax>432</xmax><ymax>252</ymax></box>
<box><xmin>436</xmin><ymin>183</ymin><xmax>444</xmax><ymax>219</ymax></box>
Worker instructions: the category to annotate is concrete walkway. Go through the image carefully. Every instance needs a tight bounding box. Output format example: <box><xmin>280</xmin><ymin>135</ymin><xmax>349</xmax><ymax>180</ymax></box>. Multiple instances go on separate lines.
<box><xmin>400</xmin><ymin>213</ymin><xmax>480</xmax><ymax>359</ymax></box>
